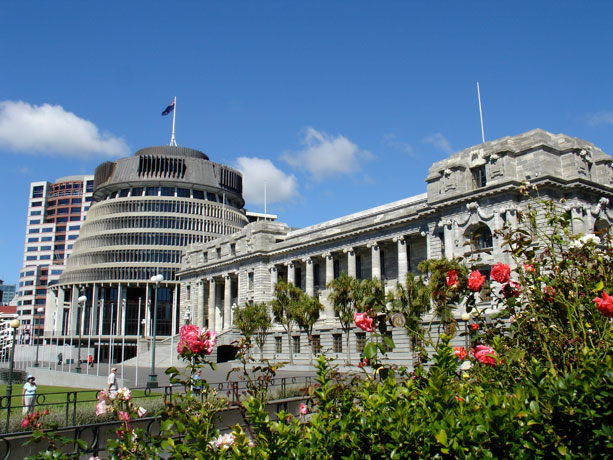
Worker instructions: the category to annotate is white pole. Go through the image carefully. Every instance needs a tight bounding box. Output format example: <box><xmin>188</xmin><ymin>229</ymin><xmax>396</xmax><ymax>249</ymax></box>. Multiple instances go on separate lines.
<box><xmin>109</xmin><ymin>303</ymin><xmax>115</xmax><ymax>375</ymax></box>
<box><xmin>97</xmin><ymin>299</ymin><xmax>104</xmax><ymax>377</ymax></box>
<box><xmin>121</xmin><ymin>300</ymin><xmax>126</xmax><ymax>380</ymax></box>
<box><xmin>170</xmin><ymin>96</ymin><xmax>177</xmax><ymax>146</ymax></box>
<box><xmin>87</xmin><ymin>303</ymin><xmax>93</xmax><ymax>375</ymax></box>
<box><xmin>477</xmin><ymin>81</ymin><xmax>485</xmax><ymax>143</ymax></box>
<box><xmin>136</xmin><ymin>298</ymin><xmax>141</xmax><ymax>387</ymax></box>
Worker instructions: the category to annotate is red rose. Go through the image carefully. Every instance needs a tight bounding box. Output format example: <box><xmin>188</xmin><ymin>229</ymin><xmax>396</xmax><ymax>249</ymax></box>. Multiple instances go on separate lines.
<box><xmin>470</xmin><ymin>323</ymin><xmax>480</xmax><ymax>331</ymax></box>
<box><xmin>468</xmin><ymin>270</ymin><xmax>486</xmax><ymax>292</ymax></box>
<box><xmin>543</xmin><ymin>286</ymin><xmax>555</xmax><ymax>303</ymax></box>
<box><xmin>593</xmin><ymin>291</ymin><xmax>613</xmax><ymax>318</ymax></box>
<box><xmin>472</xmin><ymin>344</ymin><xmax>499</xmax><ymax>366</ymax></box>
<box><xmin>354</xmin><ymin>312</ymin><xmax>374</xmax><ymax>332</ymax></box>
<box><xmin>523</xmin><ymin>264</ymin><xmax>535</xmax><ymax>273</ymax></box>
<box><xmin>446</xmin><ymin>270</ymin><xmax>458</xmax><ymax>287</ymax></box>
<box><xmin>453</xmin><ymin>346</ymin><xmax>467</xmax><ymax>360</ymax></box>
<box><xmin>490</xmin><ymin>263</ymin><xmax>510</xmax><ymax>284</ymax></box>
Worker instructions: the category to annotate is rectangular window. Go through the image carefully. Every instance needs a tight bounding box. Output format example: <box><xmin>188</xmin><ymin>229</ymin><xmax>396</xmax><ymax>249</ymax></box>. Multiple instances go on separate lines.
<box><xmin>177</xmin><ymin>188</ymin><xmax>190</xmax><ymax>198</ymax></box>
<box><xmin>71</xmin><ymin>198</ymin><xmax>82</xmax><ymax>204</ymax></box>
<box><xmin>119</xmin><ymin>189</ymin><xmax>129</xmax><ymax>197</ymax></box>
<box><xmin>356</xmin><ymin>332</ymin><xmax>366</xmax><ymax>354</ymax></box>
<box><xmin>68</xmin><ymin>234</ymin><xmax>78</xmax><ymax>240</ymax></box>
<box><xmin>314</xmin><ymin>263</ymin><xmax>320</xmax><ymax>287</ymax></box>
<box><xmin>216</xmin><ymin>248</ymin><xmax>222</xmax><ymax>259</ymax></box>
<box><xmin>58</xmin><ymin>199</ymin><xmax>70</xmax><ymax>205</ymax></box>
<box><xmin>230</xmin><ymin>243</ymin><xmax>236</xmax><ymax>256</ymax></box>
<box><xmin>30</xmin><ymin>210</ymin><xmax>42</xmax><ymax>216</ymax></box>
<box><xmin>86</xmin><ymin>180</ymin><xmax>94</xmax><ymax>192</ymax></box>
<box><xmin>146</xmin><ymin>187</ymin><xmax>159</xmax><ymax>196</ymax></box>
<box><xmin>31</xmin><ymin>201</ymin><xmax>42</xmax><ymax>207</ymax></box>
<box><xmin>68</xmin><ymin>225</ymin><xmax>80</xmax><ymax>231</ymax></box>
<box><xmin>248</xmin><ymin>272</ymin><xmax>254</xmax><ymax>290</ymax></box>
<box><xmin>275</xmin><ymin>337</ymin><xmax>283</xmax><ymax>354</ymax></box>
<box><xmin>42</xmin><ymin>227</ymin><xmax>53</xmax><ymax>233</ymax></box>
<box><xmin>186</xmin><ymin>285</ymin><xmax>191</xmax><ymax>301</ymax></box>
<box><xmin>333</xmin><ymin>259</ymin><xmax>340</xmax><ymax>279</ymax></box>
<box><xmin>193</xmin><ymin>190</ymin><xmax>204</xmax><ymax>200</ymax></box>
<box><xmin>380</xmin><ymin>250</ymin><xmax>386</xmax><ymax>279</ymax></box>
<box><xmin>40</xmin><ymin>246</ymin><xmax>51</xmax><ymax>250</ymax></box>
<box><xmin>39</xmin><ymin>255</ymin><xmax>51</xmax><ymax>260</ymax></box>
<box><xmin>27</xmin><ymin>237</ymin><xmax>38</xmax><ymax>243</ymax></box>
<box><xmin>356</xmin><ymin>255</ymin><xmax>362</xmax><ymax>279</ymax></box>
<box><xmin>131</xmin><ymin>187</ymin><xmax>143</xmax><ymax>197</ymax></box>
<box><xmin>333</xmin><ymin>334</ymin><xmax>343</xmax><ymax>353</ymax></box>
<box><xmin>28</xmin><ymin>228</ymin><xmax>40</xmax><ymax>234</ymax></box>
<box><xmin>70</xmin><ymin>207</ymin><xmax>80</xmax><ymax>213</ymax></box>
<box><xmin>27</xmin><ymin>247</ymin><xmax>38</xmax><ymax>252</ymax></box>
<box><xmin>32</xmin><ymin>186</ymin><xmax>44</xmax><ymax>198</ymax></box>
<box><xmin>293</xmin><ymin>336</ymin><xmax>301</xmax><ymax>354</ymax></box>
<box><xmin>472</xmin><ymin>165</ymin><xmax>487</xmax><ymax>188</ymax></box>
<box><xmin>70</xmin><ymin>216</ymin><xmax>80</xmax><ymax>221</ymax></box>
<box><xmin>312</xmin><ymin>335</ymin><xmax>321</xmax><ymax>354</ymax></box>
<box><xmin>161</xmin><ymin>187</ymin><xmax>174</xmax><ymax>197</ymax></box>
<box><xmin>295</xmin><ymin>267</ymin><xmax>302</xmax><ymax>289</ymax></box>
<box><xmin>41</xmin><ymin>236</ymin><xmax>52</xmax><ymax>242</ymax></box>
<box><xmin>57</xmin><ymin>207</ymin><xmax>69</xmax><ymax>214</ymax></box>
<box><xmin>29</xmin><ymin>219</ymin><xmax>40</xmax><ymax>225</ymax></box>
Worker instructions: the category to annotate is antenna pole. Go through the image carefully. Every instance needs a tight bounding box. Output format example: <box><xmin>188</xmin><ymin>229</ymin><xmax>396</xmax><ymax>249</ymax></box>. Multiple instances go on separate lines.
<box><xmin>170</xmin><ymin>97</ymin><xmax>177</xmax><ymax>146</ymax></box>
<box><xmin>477</xmin><ymin>82</ymin><xmax>485</xmax><ymax>143</ymax></box>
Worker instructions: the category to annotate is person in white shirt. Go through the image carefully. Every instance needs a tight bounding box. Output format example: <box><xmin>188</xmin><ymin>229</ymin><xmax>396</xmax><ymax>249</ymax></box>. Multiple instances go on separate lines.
<box><xmin>107</xmin><ymin>367</ymin><xmax>118</xmax><ymax>394</ymax></box>
<box><xmin>22</xmin><ymin>375</ymin><xmax>37</xmax><ymax>415</ymax></box>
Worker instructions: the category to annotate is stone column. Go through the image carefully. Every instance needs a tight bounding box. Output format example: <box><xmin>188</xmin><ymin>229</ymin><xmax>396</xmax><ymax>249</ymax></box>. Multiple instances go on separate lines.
<box><xmin>394</xmin><ymin>236</ymin><xmax>408</xmax><ymax>285</ymax></box>
<box><xmin>197</xmin><ymin>280</ymin><xmax>205</xmax><ymax>328</ymax></box>
<box><xmin>224</xmin><ymin>275</ymin><xmax>232</xmax><ymax>330</ymax></box>
<box><xmin>208</xmin><ymin>278</ymin><xmax>216</xmax><ymax>332</ymax></box>
<box><xmin>324</xmin><ymin>253</ymin><xmax>334</xmax><ymax>285</ymax></box>
<box><xmin>305</xmin><ymin>258</ymin><xmax>314</xmax><ymax>296</ymax></box>
<box><xmin>287</xmin><ymin>262</ymin><xmax>295</xmax><ymax>285</ymax></box>
<box><xmin>344</xmin><ymin>247</ymin><xmax>356</xmax><ymax>278</ymax></box>
<box><xmin>369</xmin><ymin>242</ymin><xmax>381</xmax><ymax>280</ymax></box>
<box><xmin>270</xmin><ymin>266</ymin><xmax>278</xmax><ymax>293</ymax></box>
<box><xmin>54</xmin><ymin>288</ymin><xmax>66</xmax><ymax>335</ymax></box>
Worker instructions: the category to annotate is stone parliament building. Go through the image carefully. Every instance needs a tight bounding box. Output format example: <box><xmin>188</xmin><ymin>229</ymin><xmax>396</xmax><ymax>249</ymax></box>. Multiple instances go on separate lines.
<box><xmin>178</xmin><ymin>129</ymin><xmax>613</xmax><ymax>365</ymax></box>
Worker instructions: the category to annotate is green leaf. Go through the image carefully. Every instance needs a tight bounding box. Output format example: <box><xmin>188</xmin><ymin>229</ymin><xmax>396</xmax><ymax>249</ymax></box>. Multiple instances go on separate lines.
<box><xmin>363</xmin><ymin>342</ymin><xmax>378</xmax><ymax>359</ymax></box>
<box><xmin>435</xmin><ymin>428</ymin><xmax>448</xmax><ymax>446</ymax></box>
<box><xmin>592</xmin><ymin>280</ymin><xmax>604</xmax><ymax>293</ymax></box>
<box><xmin>383</xmin><ymin>335</ymin><xmax>396</xmax><ymax>350</ymax></box>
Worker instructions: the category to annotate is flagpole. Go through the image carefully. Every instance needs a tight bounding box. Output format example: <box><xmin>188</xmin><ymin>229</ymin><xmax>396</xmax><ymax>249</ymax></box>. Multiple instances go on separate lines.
<box><xmin>170</xmin><ymin>96</ymin><xmax>177</xmax><ymax>146</ymax></box>
<box><xmin>477</xmin><ymin>82</ymin><xmax>485</xmax><ymax>143</ymax></box>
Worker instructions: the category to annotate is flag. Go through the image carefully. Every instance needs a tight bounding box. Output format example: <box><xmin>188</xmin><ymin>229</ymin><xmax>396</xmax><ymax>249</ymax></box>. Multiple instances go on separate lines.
<box><xmin>161</xmin><ymin>97</ymin><xmax>175</xmax><ymax>116</ymax></box>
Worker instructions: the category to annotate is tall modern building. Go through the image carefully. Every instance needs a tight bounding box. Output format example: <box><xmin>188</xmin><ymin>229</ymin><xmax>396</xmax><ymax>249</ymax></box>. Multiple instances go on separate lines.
<box><xmin>16</xmin><ymin>175</ymin><xmax>94</xmax><ymax>343</ymax></box>
<box><xmin>0</xmin><ymin>281</ymin><xmax>16</xmax><ymax>305</ymax></box>
<box><xmin>177</xmin><ymin>129</ymin><xmax>613</xmax><ymax>365</ymax></box>
<box><xmin>46</xmin><ymin>145</ymin><xmax>248</xmax><ymax>363</ymax></box>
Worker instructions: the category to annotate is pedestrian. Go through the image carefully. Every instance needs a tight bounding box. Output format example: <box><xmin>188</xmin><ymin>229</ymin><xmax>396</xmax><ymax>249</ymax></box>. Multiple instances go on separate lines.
<box><xmin>107</xmin><ymin>367</ymin><xmax>118</xmax><ymax>394</ymax></box>
<box><xmin>192</xmin><ymin>370</ymin><xmax>202</xmax><ymax>395</ymax></box>
<box><xmin>88</xmin><ymin>354</ymin><xmax>93</xmax><ymax>368</ymax></box>
<box><xmin>22</xmin><ymin>375</ymin><xmax>37</xmax><ymax>415</ymax></box>
<box><xmin>57</xmin><ymin>353</ymin><xmax>63</xmax><ymax>366</ymax></box>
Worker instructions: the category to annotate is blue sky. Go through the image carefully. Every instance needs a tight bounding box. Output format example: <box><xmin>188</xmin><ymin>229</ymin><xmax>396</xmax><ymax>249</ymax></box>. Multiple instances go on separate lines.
<box><xmin>1</xmin><ymin>1</ymin><xmax>613</xmax><ymax>285</ymax></box>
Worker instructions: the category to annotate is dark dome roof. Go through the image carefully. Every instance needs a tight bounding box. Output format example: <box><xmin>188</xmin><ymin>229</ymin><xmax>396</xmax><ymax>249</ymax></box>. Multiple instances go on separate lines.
<box><xmin>134</xmin><ymin>146</ymin><xmax>209</xmax><ymax>160</ymax></box>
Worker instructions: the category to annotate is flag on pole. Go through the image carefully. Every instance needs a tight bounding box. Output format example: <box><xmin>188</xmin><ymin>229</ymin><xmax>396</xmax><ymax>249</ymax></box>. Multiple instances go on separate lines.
<box><xmin>161</xmin><ymin>97</ymin><xmax>176</xmax><ymax>116</ymax></box>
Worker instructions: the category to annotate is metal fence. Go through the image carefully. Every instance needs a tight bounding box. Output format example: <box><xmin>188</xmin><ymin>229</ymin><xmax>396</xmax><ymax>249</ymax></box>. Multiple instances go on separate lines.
<box><xmin>0</xmin><ymin>376</ymin><xmax>313</xmax><ymax>434</ymax></box>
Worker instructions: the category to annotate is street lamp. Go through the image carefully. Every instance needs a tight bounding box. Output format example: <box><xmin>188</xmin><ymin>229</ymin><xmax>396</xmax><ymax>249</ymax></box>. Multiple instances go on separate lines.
<box><xmin>75</xmin><ymin>295</ymin><xmax>87</xmax><ymax>373</ymax></box>
<box><xmin>5</xmin><ymin>318</ymin><xmax>20</xmax><ymax>431</ymax></box>
<box><xmin>184</xmin><ymin>306</ymin><xmax>191</xmax><ymax>325</ymax></box>
<box><xmin>34</xmin><ymin>307</ymin><xmax>44</xmax><ymax>367</ymax></box>
<box><xmin>147</xmin><ymin>274</ymin><xmax>163</xmax><ymax>389</ymax></box>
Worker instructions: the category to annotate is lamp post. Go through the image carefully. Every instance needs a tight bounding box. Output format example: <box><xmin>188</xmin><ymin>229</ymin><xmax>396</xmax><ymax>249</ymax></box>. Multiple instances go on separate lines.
<box><xmin>75</xmin><ymin>295</ymin><xmax>87</xmax><ymax>373</ymax></box>
<box><xmin>5</xmin><ymin>318</ymin><xmax>20</xmax><ymax>431</ymax></box>
<box><xmin>34</xmin><ymin>307</ymin><xmax>44</xmax><ymax>367</ymax></box>
<box><xmin>184</xmin><ymin>306</ymin><xmax>191</xmax><ymax>325</ymax></box>
<box><xmin>147</xmin><ymin>274</ymin><xmax>163</xmax><ymax>389</ymax></box>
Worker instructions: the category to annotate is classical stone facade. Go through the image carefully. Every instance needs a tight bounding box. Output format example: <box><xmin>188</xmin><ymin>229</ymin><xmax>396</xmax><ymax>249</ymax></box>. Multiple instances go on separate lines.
<box><xmin>179</xmin><ymin>129</ymin><xmax>613</xmax><ymax>366</ymax></box>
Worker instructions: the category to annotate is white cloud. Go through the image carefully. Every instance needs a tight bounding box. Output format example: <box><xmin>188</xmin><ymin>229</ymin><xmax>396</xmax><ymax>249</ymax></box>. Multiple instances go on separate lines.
<box><xmin>0</xmin><ymin>100</ymin><xmax>130</xmax><ymax>158</ymax></box>
<box><xmin>588</xmin><ymin>111</ymin><xmax>613</xmax><ymax>126</ymax></box>
<box><xmin>236</xmin><ymin>157</ymin><xmax>299</xmax><ymax>206</ymax></box>
<box><xmin>422</xmin><ymin>132</ymin><xmax>453</xmax><ymax>154</ymax></box>
<box><xmin>382</xmin><ymin>133</ymin><xmax>414</xmax><ymax>156</ymax></box>
<box><xmin>281</xmin><ymin>127</ymin><xmax>372</xmax><ymax>181</ymax></box>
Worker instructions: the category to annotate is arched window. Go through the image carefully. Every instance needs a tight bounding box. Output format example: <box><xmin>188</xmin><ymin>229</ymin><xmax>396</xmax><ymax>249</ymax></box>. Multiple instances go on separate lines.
<box><xmin>468</xmin><ymin>224</ymin><xmax>493</xmax><ymax>252</ymax></box>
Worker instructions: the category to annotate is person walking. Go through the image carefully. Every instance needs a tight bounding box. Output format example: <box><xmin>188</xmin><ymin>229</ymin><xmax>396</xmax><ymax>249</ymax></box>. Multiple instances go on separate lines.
<box><xmin>88</xmin><ymin>354</ymin><xmax>93</xmax><ymax>368</ymax></box>
<box><xmin>22</xmin><ymin>375</ymin><xmax>37</xmax><ymax>415</ymax></box>
<box><xmin>192</xmin><ymin>370</ymin><xmax>202</xmax><ymax>395</ymax></box>
<box><xmin>57</xmin><ymin>353</ymin><xmax>63</xmax><ymax>366</ymax></box>
<box><xmin>107</xmin><ymin>367</ymin><xmax>118</xmax><ymax>394</ymax></box>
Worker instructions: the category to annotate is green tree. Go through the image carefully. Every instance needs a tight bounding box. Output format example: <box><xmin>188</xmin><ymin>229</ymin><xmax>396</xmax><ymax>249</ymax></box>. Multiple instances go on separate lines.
<box><xmin>327</xmin><ymin>273</ymin><xmax>361</xmax><ymax>363</ymax></box>
<box><xmin>295</xmin><ymin>294</ymin><xmax>324</xmax><ymax>363</ymax></box>
<box><xmin>271</xmin><ymin>281</ymin><xmax>304</xmax><ymax>364</ymax></box>
<box><xmin>233</xmin><ymin>302</ymin><xmax>272</xmax><ymax>361</ymax></box>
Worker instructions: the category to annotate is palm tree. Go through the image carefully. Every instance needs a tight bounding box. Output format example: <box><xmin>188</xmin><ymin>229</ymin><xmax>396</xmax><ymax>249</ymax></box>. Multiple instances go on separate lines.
<box><xmin>295</xmin><ymin>294</ymin><xmax>324</xmax><ymax>364</ymax></box>
<box><xmin>327</xmin><ymin>273</ymin><xmax>360</xmax><ymax>364</ymax></box>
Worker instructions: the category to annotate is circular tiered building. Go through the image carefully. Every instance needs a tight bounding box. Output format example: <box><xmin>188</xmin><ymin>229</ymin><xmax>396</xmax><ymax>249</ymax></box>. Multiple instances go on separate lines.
<box><xmin>46</xmin><ymin>145</ymin><xmax>248</xmax><ymax>361</ymax></box>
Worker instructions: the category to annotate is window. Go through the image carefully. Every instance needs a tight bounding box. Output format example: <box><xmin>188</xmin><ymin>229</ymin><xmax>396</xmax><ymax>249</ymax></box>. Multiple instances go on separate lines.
<box><xmin>193</xmin><ymin>190</ymin><xmax>204</xmax><ymax>200</ymax></box>
<box><xmin>333</xmin><ymin>334</ymin><xmax>343</xmax><ymax>353</ymax></box>
<box><xmin>470</xmin><ymin>225</ymin><xmax>493</xmax><ymax>251</ymax></box>
<box><xmin>119</xmin><ymin>189</ymin><xmax>129</xmax><ymax>197</ymax></box>
<box><xmin>86</xmin><ymin>180</ymin><xmax>94</xmax><ymax>192</ymax></box>
<box><xmin>28</xmin><ymin>228</ymin><xmax>40</xmax><ymax>234</ymax></box>
<box><xmin>161</xmin><ymin>187</ymin><xmax>174</xmax><ymax>196</ymax></box>
<box><xmin>29</xmin><ymin>219</ymin><xmax>40</xmax><ymax>225</ymax></box>
<box><xmin>41</xmin><ymin>237</ymin><xmax>52</xmax><ymax>242</ymax></box>
<box><xmin>27</xmin><ymin>237</ymin><xmax>38</xmax><ymax>243</ymax></box>
<box><xmin>312</xmin><ymin>335</ymin><xmax>321</xmax><ymax>354</ymax></box>
<box><xmin>356</xmin><ymin>332</ymin><xmax>366</xmax><ymax>354</ymax></box>
<box><xmin>177</xmin><ymin>188</ymin><xmax>190</xmax><ymax>198</ymax></box>
<box><xmin>472</xmin><ymin>165</ymin><xmax>487</xmax><ymax>188</ymax></box>
<box><xmin>186</xmin><ymin>285</ymin><xmax>191</xmax><ymax>301</ymax></box>
<box><xmin>333</xmin><ymin>259</ymin><xmax>340</xmax><ymax>279</ymax></box>
<box><xmin>30</xmin><ymin>210</ymin><xmax>42</xmax><ymax>216</ymax></box>
<box><xmin>58</xmin><ymin>199</ymin><xmax>70</xmax><ymax>205</ymax></box>
<box><xmin>42</xmin><ymin>227</ymin><xmax>53</xmax><ymax>233</ymax></box>
<box><xmin>39</xmin><ymin>255</ymin><xmax>51</xmax><ymax>260</ymax></box>
<box><xmin>68</xmin><ymin>235</ymin><xmax>78</xmax><ymax>240</ymax></box>
<box><xmin>356</xmin><ymin>256</ymin><xmax>362</xmax><ymax>279</ymax></box>
<box><xmin>216</xmin><ymin>248</ymin><xmax>222</xmax><ymax>259</ymax></box>
<box><xmin>56</xmin><ymin>226</ymin><xmax>66</xmax><ymax>233</ymax></box>
<box><xmin>293</xmin><ymin>336</ymin><xmax>301</xmax><ymax>354</ymax></box>
<box><xmin>230</xmin><ymin>243</ymin><xmax>236</xmax><ymax>256</ymax></box>
<box><xmin>380</xmin><ymin>250</ymin><xmax>386</xmax><ymax>279</ymax></box>
<box><xmin>68</xmin><ymin>225</ymin><xmax>80</xmax><ymax>231</ymax></box>
<box><xmin>70</xmin><ymin>216</ymin><xmax>80</xmax><ymax>221</ymax></box>
<box><xmin>275</xmin><ymin>337</ymin><xmax>283</xmax><ymax>354</ymax></box>
<box><xmin>31</xmin><ymin>201</ymin><xmax>42</xmax><ymax>207</ymax></box>
<box><xmin>314</xmin><ymin>263</ymin><xmax>320</xmax><ymax>287</ymax></box>
<box><xmin>146</xmin><ymin>187</ymin><xmax>159</xmax><ymax>196</ymax></box>
<box><xmin>27</xmin><ymin>247</ymin><xmax>38</xmax><ymax>252</ymax></box>
<box><xmin>131</xmin><ymin>187</ymin><xmax>143</xmax><ymax>197</ymax></box>
<box><xmin>248</xmin><ymin>272</ymin><xmax>254</xmax><ymax>290</ymax></box>
<box><xmin>71</xmin><ymin>198</ymin><xmax>82</xmax><ymax>204</ymax></box>
<box><xmin>32</xmin><ymin>186</ymin><xmax>44</xmax><ymax>198</ymax></box>
<box><xmin>26</xmin><ymin>256</ymin><xmax>36</xmax><ymax>261</ymax></box>
<box><xmin>55</xmin><ymin>235</ymin><xmax>65</xmax><ymax>241</ymax></box>
<box><xmin>295</xmin><ymin>267</ymin><xmax>302</xmax><ymax>289</ymax></box>
<box><xmin>40</xmin><ymin>246</ymin><xmax>51</xmax><ymax>251</ymax></box>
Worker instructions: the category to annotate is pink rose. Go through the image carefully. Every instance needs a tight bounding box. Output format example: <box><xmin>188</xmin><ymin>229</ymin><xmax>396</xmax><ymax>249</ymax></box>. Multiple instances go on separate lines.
<box><xmin>21</xmin><ymin>417</ymin><xmax>29</xmax><ymax>429</ymax></box>
<box><xmin>119</xmin><ymin>411</ymin><xmax>131</xmax><ymax>423</ymax></box>
<box><xmin>446</xmin><ymin>270</ymin><xmax>458</xmax><ymax>287</ymax></box>
<box><xmin>490</xmin><ymin>263</ymin><xmax>510</xmax><ymax>284</ymax></box>
<box><xmin>300</xmin><ymin>403</ymin><xmax>308</xmax><ymax>415</ymax></box>
<box><xmin>354</xmin><ymin>312</ymin><xmax>374</xmax><ymax>332</ymax></box>
<box><xmin>468</xmin><ymin>270</ymin><xmax>486</xmax><ymax>292</ymax></box>
<box><xmin>453</xmin><ymin>346</ymin><xmax>467</xmax><ymax>361</ymax></box>
<box><xmin>523</xmin><ymin>264</ymin><xmax>535</xmax><ymax>273</ymax></box>
<box><xmin>95</xmin><ymin>401</ymin><xmax>108</xmax><ymax>416</ymax></box>
<box><xmin>178</xmin><ymin>325</ymin><xmax>217</xmax><ymax>356</ymax></box>
<box><xmin>472</xmin><ymin>345</ymin><xmax>499</xmax><ymax>366</ymax></box>
<box><xmin>593</xmin><ymin>291</ymin><xmax>613</xmax><ymax>318</ymax></box>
